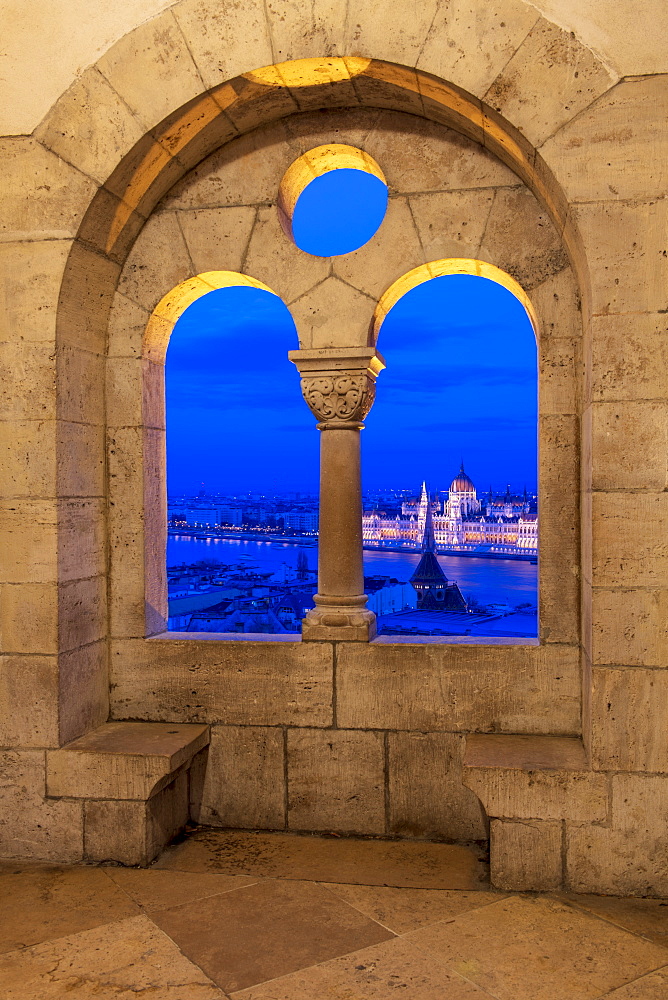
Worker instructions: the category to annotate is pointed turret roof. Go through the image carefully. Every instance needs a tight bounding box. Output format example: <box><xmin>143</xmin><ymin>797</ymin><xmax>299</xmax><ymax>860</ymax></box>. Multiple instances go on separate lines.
<box><xmin>422</xmin><ymin>496</ymin><xmax>437</xmax><ymax>553</ymax></box>
<box><xmin>410</xmin><ymin>493</ymin><xmax>447</xmax><ymax>586</ymax></box>
<box><xmin>410</xmin><ymin>549</ymin><xmax>447</xmax><ymax>585</ymax></box>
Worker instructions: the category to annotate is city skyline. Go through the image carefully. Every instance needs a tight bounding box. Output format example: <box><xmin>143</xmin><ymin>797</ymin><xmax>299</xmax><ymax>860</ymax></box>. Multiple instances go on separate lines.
<box><xmin>169</xmin><ymin>462</ymin><xmax>537</xmax><ymax>563</ymax></box>
<box><xmin>168</xmin><ymin>477</ymin><xmax>539</xmax><ymax>501</ymax></box>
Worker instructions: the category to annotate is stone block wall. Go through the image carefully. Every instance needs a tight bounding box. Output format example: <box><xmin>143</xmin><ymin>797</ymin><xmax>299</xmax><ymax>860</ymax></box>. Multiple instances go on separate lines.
<box><xmin>108</xmin><ymin>636</ymin><xmax>582</xmax><ymax>844</ymax></box>
<box><xmin>0</xmin><ymin>0</ymin><xmax>666</xmax><ymax>894</ymax></box>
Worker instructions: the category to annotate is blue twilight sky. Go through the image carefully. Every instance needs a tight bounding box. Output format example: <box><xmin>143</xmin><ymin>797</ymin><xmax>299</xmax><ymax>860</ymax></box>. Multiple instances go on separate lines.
<box><xmin>165</xmin><ymin>172</ymin><xmax>537</xmax><ymax>498</ymax></box>
<box><xmin>367</xmin><ymin>274</ymin><xmax>537</xmax><ymax>495</ymax></box>
<box><xmin>165</xmin><ymin>275</ymin><xmax>537</xmax><ymax>496</ymax></box>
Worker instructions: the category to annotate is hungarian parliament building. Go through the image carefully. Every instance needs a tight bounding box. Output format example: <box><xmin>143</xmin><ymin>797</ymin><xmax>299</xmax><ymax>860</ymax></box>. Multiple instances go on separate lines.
<box><xmin>362</xmin><ymin>465</ymin><xmax>538</xmax><ymax>559</ymax></box>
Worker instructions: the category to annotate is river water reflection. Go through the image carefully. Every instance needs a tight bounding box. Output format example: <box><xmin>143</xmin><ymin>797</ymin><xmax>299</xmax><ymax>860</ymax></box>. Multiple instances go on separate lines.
<box><xmin>168</xmin><ymin>535</ymin><xmax>537</xmax><ymax>608</ymax></box>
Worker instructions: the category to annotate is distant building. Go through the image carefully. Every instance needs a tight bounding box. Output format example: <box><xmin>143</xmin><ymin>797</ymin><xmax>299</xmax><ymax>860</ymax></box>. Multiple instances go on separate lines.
<box><xmin>188</xmin><ymin>597</ymin><xmax>288</xmax><ymax>634</ymax></box>
<box><xmin>377</xmin><ymin>607</ymin><xmax>537</xmax><ymax>638</ymax></box>
<box><xmin>366</xmin><ymin>582</ymin><xmax>416</xmax><ymax>616</ymax></box>
<box><xmin>167</xmin><ymin>586</ymin><xmax>242</xmax><ymax>630</ymax></box>
<box><xmin>363</xmin><ymin>464</ymin><xmax>537</xmax><ymax>557</ymax></box>
<box><xmin>271</xmin><ymin>591</ymin><xmax>316</xmax><ymax>631</ymax></box>
<box><xmin>184</xmin><ymin>506</ymin><xmax>221</xmax><ymax>527</ymax></box>
<box><xmin>282</xmin><ymin>510</ymin><xmax>318</xmax><ymax>531</ymax></box>
<box><xmin>217</xmin><ymin>505</ymin><xmax>243</xmax><ymax>526</ymax></box>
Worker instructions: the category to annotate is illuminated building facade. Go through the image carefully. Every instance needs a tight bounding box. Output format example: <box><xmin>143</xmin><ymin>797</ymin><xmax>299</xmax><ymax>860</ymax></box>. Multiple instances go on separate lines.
<box><xmin>363</xmin><ymin>464</ymin><xmax>538</xmax><ymax>558</ymax></box>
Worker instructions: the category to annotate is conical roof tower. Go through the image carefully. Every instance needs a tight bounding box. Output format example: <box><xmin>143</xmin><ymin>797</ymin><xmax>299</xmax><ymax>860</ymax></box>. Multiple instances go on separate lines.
<box><xmin>410</xmin><ymin>492</ymin><xmax>469</xmax><ymax>612</ymax></box>
<box><xmin>410</xmin><ymin>496</ymin><xmax>447</xmax><ymax>593</ymax></box>
<box><xmin>421</xmin><ymin>496</ymin><xmax>437</xmax><ymax>554</ymax></box>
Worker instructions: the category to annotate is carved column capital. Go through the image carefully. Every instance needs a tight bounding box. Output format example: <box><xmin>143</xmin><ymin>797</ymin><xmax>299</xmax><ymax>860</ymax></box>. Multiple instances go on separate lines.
<box><xmin>289</xmin><ymin>347</ymin><xmax>386</xmax><ymax>427</ymax></box>
<box><xmin>300</xmin><ymin>371</ymin><xmax>376</xmax><ymax>424</ymax></box>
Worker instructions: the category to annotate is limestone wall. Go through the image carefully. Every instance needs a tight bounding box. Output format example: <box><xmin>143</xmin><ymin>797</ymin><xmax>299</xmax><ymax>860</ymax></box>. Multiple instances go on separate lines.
<box><xmin>0</xmin><ymin>0</ymin><xmax>666</xmax><ymax>894</ymax></box>
<box><xmin>3</xmin><ymin>1</ymin><xmax>668</xmax><ymax>135</ymax></box>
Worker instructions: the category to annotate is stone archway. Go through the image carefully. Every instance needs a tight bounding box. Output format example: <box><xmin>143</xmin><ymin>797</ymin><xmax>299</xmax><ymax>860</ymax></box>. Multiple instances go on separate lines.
<box><xmin>33</xmin><ymin>49</ymin><xmax>587</xmax><ymax>871</ymax></box>
<box><xmin>46</xmin><ymin>45</ymin><xmax>586</xmax><ymax>727</ymax></box>
<box><xmin>59</xmin><ymin>56</ymin><xmax>586</xmax><ymax>313</ymax></box>
<box><xmin>2</xmin><ymin>0</ymin><xmax>666</xmax><ymax>894</ymax></box>
<box><xmin>101</xmin><ymin>94</ymin><xmax>581</xmax><ymax>653</ymax></box>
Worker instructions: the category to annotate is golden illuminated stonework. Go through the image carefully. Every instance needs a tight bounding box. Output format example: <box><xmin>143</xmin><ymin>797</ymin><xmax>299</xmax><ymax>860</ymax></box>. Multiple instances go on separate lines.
<box><xmin>372</xmin><ymin>259</ymin><xmax>539</xmax><ymax>342</ymax></box>
<box><xmin>143</xmin><ymin>271</ymin><xmax>280</xmax><ymax>363</ymax></box>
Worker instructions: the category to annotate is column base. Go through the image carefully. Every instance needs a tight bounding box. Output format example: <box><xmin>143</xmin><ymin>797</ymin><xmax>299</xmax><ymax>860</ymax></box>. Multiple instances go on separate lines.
<box><xmin>301</xmin><ymin>603</ymin><xmax>377</xmax><ymax>642</ymax></box>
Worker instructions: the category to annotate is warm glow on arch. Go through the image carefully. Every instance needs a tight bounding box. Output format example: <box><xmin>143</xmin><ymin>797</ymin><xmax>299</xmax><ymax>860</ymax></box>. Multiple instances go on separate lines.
<box><xmin>372</xmin><ymin>259</ymin><xmax>539</xmax><ymax>342</ymax></box>
<box><xmin>244</xmin><ymin>56</ymin><xmax>373</xmax><ymax>90</ymax></box>
<box><xmin>143</xmin><ymin>270</ymin><xmax>281</xmax><ymax>364</ymax></box>
<box><xmin>103</xmin><ymin>56</ymin><xmax>570</xmax><ymax>261</ymax></box>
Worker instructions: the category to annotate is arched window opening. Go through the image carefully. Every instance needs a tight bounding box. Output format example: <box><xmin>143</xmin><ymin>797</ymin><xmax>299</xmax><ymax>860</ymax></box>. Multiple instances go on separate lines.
<box><xmin>278</xmin><ymin>144</ymin><xmax>388</xmax><ymax>256</ymax></box>
<box><xmin>164</xmin><ymin>278</ymin><xmax>318</xmax><ymax>635</ymax></box>
<box><xmin>364</xmin><ymin>261</ymin><xmax>538</xmax><ymax>640</ymax></box>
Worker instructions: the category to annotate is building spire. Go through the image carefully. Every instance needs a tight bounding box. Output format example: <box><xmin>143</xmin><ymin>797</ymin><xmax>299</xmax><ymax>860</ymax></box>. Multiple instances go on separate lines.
<box><xmin>421</xmin><ymin>493</ymin><xmax>437</xmax><ymax>553</ymax></box>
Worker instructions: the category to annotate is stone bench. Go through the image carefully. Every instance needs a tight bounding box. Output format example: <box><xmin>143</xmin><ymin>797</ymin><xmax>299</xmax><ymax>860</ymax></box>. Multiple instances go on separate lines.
<box><xmin>463</xmin><ymin>734</ymin><xmax>606</xmax><ymax>891</ymax></box>
<box><xmin>46</xmin><ymin>722</ymin><xmax>210</xmax><ymax>866</ymax></box>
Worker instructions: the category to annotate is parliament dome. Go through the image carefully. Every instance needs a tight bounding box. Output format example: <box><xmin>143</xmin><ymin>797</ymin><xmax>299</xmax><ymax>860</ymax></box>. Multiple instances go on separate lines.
<box><xmin>450</xmin><ymin>464</ymin><xmax>476</xmax><ymax>493</ymax></box>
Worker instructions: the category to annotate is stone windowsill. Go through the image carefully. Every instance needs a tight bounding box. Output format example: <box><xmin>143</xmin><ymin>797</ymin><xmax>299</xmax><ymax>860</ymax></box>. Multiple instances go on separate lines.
<box><xmin>148</xmin><ymin>631</ymin><xmax>541</xmax><ymax>646</ymax></box>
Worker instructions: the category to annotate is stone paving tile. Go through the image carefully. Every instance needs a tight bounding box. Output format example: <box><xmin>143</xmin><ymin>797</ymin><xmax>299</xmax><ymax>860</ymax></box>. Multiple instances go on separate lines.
<box><xmin>0</xmin><ymin>914</ymin><xmax>227</xmax><ymax>1000</ymax></box>
<box><xmin>3</xmin><ymin>838</ymin><xmax>667</xmax><ymax>1000</ymax></box>
<box><xmin>153</xmin><ymin>828</ymin><xmax>489</xmax><ymax>889</ymax></box>
<box><xmin>0</xmin><ymin>860</ymin><xmax>140</xmax><ymax>953</ymax></box>
<box><xmin>150</xmin><ymin>878</ymin><xmax>395</xmax><ymax>994</ymax></box>
<box><xmin>320</xmin><ymin>882</ymin><xmax>504</xmax><ymax>933</ymax></box>
<box><xmin>403</xmin><ymin>895</ymin><xmax>668</xmax><ymax>1000</ymax></box>
<box><xmin>555</xmin><ymin>892</ymin><xmax>668</xmax><ymax>948</ymax></box>
<box><xmin>603</xmin><ymin>966</ymin><xmax>668</xmax><ymax>998</ymax></box>
<box><xmin>104</xmin><ymin>867</ymin><xmax>258</xmax><ymax>911</ymax></box>
<box><xmin>231</xmin><ymin>936</ymin><xmax>494</xmax><ymax>999</ymax></box>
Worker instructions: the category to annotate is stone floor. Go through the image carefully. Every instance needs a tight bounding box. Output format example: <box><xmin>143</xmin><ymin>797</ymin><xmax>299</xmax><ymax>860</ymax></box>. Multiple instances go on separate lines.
<box><xmin>2</xmin><ymin>829</ymin><xmax>668</xmax><ymax>999</ymax></box>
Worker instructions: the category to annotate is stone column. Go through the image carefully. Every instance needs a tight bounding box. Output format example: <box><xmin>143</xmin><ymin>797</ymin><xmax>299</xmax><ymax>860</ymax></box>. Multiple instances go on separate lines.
<box><xmin>289</xmin><ymin>347</ymin><xmax>386</xmax><ymax>641</ymax></box>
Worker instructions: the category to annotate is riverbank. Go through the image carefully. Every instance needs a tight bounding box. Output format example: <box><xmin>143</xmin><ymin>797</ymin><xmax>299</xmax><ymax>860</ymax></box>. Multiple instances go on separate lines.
<box><xmin>169</xmin><ymin>528</ymin><xmax>318</xmax><ymax>546</ymax></box>
<box><xmin>167</xmin><ymin>528</ymin><xmax>536</xmax><ymax>561</ymax></box>
<box><xmin>365</xmin><ymin>543</ymin><xmax>536</xmax><ymax>561</ymax></box>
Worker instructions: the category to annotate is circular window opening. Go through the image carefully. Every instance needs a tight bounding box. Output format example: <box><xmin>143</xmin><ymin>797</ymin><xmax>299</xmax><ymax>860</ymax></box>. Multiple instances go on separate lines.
<box><xmin>278</xmin><ymin>144</ymin><xmax>388</xmax><ymax>257</ymax></box>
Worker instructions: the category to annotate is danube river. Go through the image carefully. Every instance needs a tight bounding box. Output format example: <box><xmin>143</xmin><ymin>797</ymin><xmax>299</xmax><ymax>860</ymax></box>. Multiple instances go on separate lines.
<box><xmin>168</xmin><ymin>535</ymin><xmax>537</xmax><ymax>607</ymax></box>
